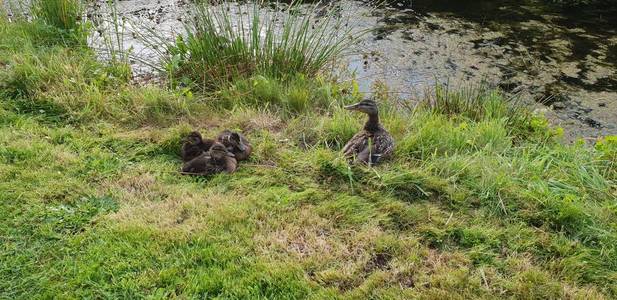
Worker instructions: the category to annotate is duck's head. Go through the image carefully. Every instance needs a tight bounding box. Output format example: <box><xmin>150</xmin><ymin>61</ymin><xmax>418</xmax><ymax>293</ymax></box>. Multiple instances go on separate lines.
<box><xmin>184</xmin><ymin>131</ymin><xmax>203</xmax><ymax>145</ymax></box>
<box><xmin>209</xmin><ymin>142</ymin><xmax>235</xmax><ymax>160</ymax></box>
<box><xmin>344</xmin><ymin>99</ymin><xmax>378</xmax><ymax>115</ymax></box>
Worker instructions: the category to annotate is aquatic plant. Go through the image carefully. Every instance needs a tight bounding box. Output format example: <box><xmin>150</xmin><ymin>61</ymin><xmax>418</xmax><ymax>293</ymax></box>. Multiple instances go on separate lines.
<box><xmin>166</xmin><ymin>1</ymin><xmax>364</xmax><ymax>91</ymax></box>
<box><xmin>90</xmin><ymin>0</ymin><xmax>132</xmax><ymax>81</ymax></box>
<box><xmin>420</xmin><ymin>85</ymin><xmax>552</xmax><ymax>142</ymax></box>
<box><xmin>31</xmin><ymin>0</ymin><xmax>87</xmax><ymax>45</ymax></box>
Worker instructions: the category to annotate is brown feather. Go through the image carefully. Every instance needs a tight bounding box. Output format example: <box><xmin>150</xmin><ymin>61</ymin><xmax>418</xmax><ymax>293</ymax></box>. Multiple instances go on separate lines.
<box><xmin>342</xmin><ymin>125</ymin><xmax>394</xmax><ymax>166</ymax></box>
<box><xmin>217</xmin><ymin>130</ymin><xmax>252</xmax><ymax>161</ymax></box>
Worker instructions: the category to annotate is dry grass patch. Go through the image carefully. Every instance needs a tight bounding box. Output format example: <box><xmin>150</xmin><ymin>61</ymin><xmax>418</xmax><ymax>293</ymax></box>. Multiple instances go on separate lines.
<box><xmin>107</xmin><ymin>191</ymin><xmax>228</xmax><ymax>233</ymax></box>
<box><xmin>255</xmin><ymin>207</ymin><xmax>338</xmax><ymax>260</ymax></box>
<box><xmin>253</xmin><ymin>204</ymin><xmax>423</xmax><ymax>294</ymax></box>
<box><xmin>220</xmin><ymin>107</ymin><xmax>285</xmax><ymax>133</ymax></box>
<box><xmin>104</xmin><ymin>168</ymin><xmax>251</xmax><ymax>238</ymax></box>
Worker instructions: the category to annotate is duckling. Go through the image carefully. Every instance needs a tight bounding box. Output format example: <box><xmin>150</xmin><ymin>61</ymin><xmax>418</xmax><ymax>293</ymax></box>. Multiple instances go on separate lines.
<box><xmin>181</xmin><ymin>142</ymin><xmax>237</xmax><ymax>175</ymax></box>
<box><xmin>181</xmin><ymin>131</ymin><xmax>215</xmax><ymax>162</ymax></box>
<box><xmin>217</xmin><ymin>130</ymin><xmax>252</xmax><ymax>161</ymax></box>
<box><xmin>342</xmin><ymin>99</ymin><xmax>394</xmax><ymax>166</ymax></box>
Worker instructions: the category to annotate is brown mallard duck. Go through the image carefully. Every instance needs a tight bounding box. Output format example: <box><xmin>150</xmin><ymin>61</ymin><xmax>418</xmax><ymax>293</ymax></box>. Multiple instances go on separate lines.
<box><xmin>217</xmin><ymin>130</ymin><xmax>252</xmax><ymax>161</ymax></box>
<box><xmin>181</xmin><ymin>142</ymin><xmax>237</xmax><ymax>175</ymax></box>
<box><xmin>181</xmin><ymin>131</ymin><xmax>215</xmax><ymax>163</ymax></box>
<box><xmin>342</xmin><ymin>99</ymin><xmax>394</xmax><ymax>166</ymax></box>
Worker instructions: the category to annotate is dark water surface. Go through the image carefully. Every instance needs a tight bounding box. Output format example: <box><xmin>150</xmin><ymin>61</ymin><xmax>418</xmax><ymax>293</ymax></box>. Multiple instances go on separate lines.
<box><xmin>385</xmin><ymin>0</ymin><xmax>617</xmax><ymax>91</ymax></box>
<box><xmin>350</xmin><ymin>0</ymin><xmax>617</xmax><ymax>139</ymax></box>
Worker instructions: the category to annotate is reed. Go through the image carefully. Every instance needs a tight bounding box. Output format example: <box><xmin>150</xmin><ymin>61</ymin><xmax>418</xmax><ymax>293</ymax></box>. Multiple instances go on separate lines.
<box><xmin>31</xmin><ymin>0</ymin><xmax>87</xmax><ymax>45</ymax></box>
<box><xmin>167</xmin><ymin>1</ymin><xmax>365</xmax><ymax>91</ymax></box>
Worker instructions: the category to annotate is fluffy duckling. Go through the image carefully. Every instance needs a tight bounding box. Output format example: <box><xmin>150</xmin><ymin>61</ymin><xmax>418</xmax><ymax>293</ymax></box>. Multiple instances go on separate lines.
<box><xmin>181</xmin><ymin>131</ymin><xmax>214</xmax><ymax>162</ymax></box>
<box><xmin>342</xmin><ymin>99</ymin><xmax>394</xmax><ymax>166</ymax></box>
<box><xmin>181</xmin><ymin>142</ymin><xmax>237</xmax><ymax>175</ymax></box>
<box><xmin>217</xmin><ymin>130</ymin><xmax>252</xmax><ymax>161</ymax></box>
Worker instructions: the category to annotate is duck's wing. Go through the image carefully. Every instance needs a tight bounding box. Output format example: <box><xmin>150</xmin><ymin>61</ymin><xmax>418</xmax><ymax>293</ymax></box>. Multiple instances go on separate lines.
<box><xmin>239</xmin><ymin>133</ymin><xmax>251</xmax><ymax>147</ymax></box>
<box><xmin>216</xmin><ymin>130</ymin><xmax>233</xmax><ymax>145</ymax></box>
<box><xmin>201</xmin><ymin>139</ymin><xmax>215</xmax><ymax>152</ymax></box>
<box><xmin>181</xmin><ymin>144</ymin><xmax>205</xmax><ymax>163</ymax></box>
<box><xmin>356</xmin><ymin>147</ymin><xmax>372</xmax><ymax>164</ymax></box>
<box><xmin>352</xmin><ymin>133</ymin><xmax>394</xmax><ymax>165</ymax></box>
<box><xmin>373</xmin><ymin>131</ymin><xmax>394</xmax><ymax>155</ymax></box>
<box><xmin>342</xmin><ymin>131</ymin><xmax>369</xmax><ymax>157</ymax></box>
<box><xmin>369</xmin><ymin>130</ymin><xmax>395</xmax><ymax>164</ymax></box>
<box><xmin>224</xmin><ymin>157</ymin><xmax>238</xmax><ymax>173</ymax></box>
<box><xmin>181</xmin><ymin>154</ymin><xmax>209</xmax><ymax>173</ymax></box>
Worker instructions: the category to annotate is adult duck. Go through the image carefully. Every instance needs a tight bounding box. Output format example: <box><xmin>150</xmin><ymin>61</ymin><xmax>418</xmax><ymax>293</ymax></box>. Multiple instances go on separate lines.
<box><xmin>342</xmin><ymin>99</ymin><xmax>394</xmax><ymax>166</ymax></box>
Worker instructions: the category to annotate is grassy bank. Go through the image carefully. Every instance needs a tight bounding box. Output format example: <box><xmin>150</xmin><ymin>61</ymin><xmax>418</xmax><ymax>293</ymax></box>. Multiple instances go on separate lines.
<box><xmin>1</xmin><ymin>2</ymin><xmax>617</xmax><ymax>299</ymax></box>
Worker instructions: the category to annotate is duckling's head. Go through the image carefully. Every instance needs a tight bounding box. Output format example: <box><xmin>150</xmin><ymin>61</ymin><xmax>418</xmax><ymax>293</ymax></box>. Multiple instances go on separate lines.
<box><xmin>209</xmin><ymin>142</ymin><xmax>235</xmax><ymax>160</ymax></box>
<box><xmin>344</xmin><ymin>99</ymin><xmax>378</xmax><ymax>115</ymax></box>
<box><xmin>185</xmin><ymin>131</ymin><xmax>203</xmax><ymax>145</ymax></box>
<box><xmin>227</xmin><ymin>132</ymin><xmax>247</xmax><ymax>152</ymax></box>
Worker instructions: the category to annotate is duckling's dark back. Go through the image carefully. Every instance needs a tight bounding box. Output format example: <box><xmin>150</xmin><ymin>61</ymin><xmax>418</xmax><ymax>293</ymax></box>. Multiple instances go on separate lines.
<box><xmin>217</xmin><ymin>130</ymin><xmax>252</xmax><ymax>161</ymax></box>
<box><xmin>181</xmin><ymin>131</ymin><xmax>215</xmax><ymax>162</ymax></box>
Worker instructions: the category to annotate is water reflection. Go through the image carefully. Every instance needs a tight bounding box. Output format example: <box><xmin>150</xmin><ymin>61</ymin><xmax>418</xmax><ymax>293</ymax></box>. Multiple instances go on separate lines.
<box><xmin>350</xmin><ymin>0</ymin><xmax>617</xmax><ymax>139</ymax></box>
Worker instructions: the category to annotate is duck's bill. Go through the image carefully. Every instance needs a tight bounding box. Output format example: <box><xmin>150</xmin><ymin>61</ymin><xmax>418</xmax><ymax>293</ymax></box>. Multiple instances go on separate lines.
<box><xmin>227</xmin><ymin>152</ymin><xmax>236</xmax><ymax>158</ymax></box>
<box><xmin>344</xmin><ymin>103</ymin><xmax>361</xmax><ymax>110</ymax></box>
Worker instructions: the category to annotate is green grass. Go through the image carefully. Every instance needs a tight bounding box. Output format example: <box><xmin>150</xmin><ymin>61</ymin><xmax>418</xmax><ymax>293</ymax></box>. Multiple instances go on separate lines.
<box><xmin>1</xmin><ymin>7</ymin><xmax>617</xmax><ymax>300</ymax></box>
<box><xmin>216</xmin><ymin>74</ymin><xmax>349</xmax><ymax>115</ymax></box>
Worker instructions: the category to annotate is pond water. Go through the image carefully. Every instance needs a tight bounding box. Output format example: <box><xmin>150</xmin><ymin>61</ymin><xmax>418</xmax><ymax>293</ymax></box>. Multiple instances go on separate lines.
<box><xmin>87</xmin><ymin>0</ymin><xmax>617</xmax><ymax>141</ymax></box>
<box><xmin>359</xmin><ymin>0</ymin><xmax>617</xmax><ymax>141</ymax></box>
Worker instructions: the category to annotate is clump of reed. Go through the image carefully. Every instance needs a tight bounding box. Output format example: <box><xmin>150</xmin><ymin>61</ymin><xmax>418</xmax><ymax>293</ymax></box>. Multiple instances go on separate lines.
<box><xmin>418</xmin><ymin>84</ymin><xmax>558</xmax><ymax>142</ymax></box>
<box><xmin>31</xmin><ymin>0</ymin><xmax>87</xmax><ymax>45</ymax></box>
<box><xmin>165</xmin><ymin>1</ymin><xmax>364</xmax><ymax>91</ymax></box>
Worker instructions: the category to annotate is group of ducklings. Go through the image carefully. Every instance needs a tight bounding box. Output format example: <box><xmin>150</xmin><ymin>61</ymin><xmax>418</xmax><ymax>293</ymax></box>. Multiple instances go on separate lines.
<box><xmin>180</xmin><ymin>130</ymin><xmax>252</xmax><ymax>175</ymax></box>
<box><xmin>179</xmin><ymin>99</ymin><xmax>394</xmax><ymax>176</ymax></box>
